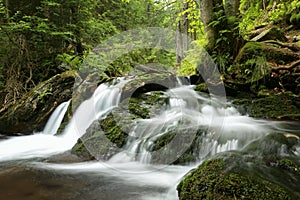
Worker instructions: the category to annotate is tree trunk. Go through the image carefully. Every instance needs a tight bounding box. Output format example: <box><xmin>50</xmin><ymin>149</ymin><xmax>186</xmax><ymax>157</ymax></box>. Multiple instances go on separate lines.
<box><xmin>224</xmin><ymin>0</ymin><xmax>240</xmax><ymax>17</ymax></box>
<box><xmin>199</xmin><ymin>0</ymin><xmax>224</xmax><ymax>54</ymax></box>
<box><xmin>224</xmin><ymin>0</ymin><xmax>243</xmax><ymax>58</ymax></box>
<box><xmin>200</xmin><ymin>0</ymin><xmax>243</xmax><ymax>67</ymax></box>
<box><xmin>176</xmin><ymin>21</ymin><xmax>183</xmax><ymax>64</ymax></box>
<box><xmin>182</xmin><ymin>0</ymin><xmax>189</xmax><ymax>52</ymax></box>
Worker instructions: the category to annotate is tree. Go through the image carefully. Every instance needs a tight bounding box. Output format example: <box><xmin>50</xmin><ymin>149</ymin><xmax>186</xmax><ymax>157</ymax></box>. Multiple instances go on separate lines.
<box><xmin>198</xmin><ymin>0</ymin><xmax>243</xmax><ymax>71</ymax></box>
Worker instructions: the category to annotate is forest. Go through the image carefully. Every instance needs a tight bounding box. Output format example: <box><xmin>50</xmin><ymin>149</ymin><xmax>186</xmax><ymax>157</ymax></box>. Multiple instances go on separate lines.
<box><xmin>0</xmin><ymin>0</ymin><xmax>299</xmax><ymax>199</ymax></box>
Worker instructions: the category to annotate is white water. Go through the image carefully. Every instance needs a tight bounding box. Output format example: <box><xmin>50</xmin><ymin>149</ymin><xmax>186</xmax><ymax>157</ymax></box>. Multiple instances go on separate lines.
<box><xmin>0</xmin><ymin>78</ymin><xmax>127</xmax><ymax>162</ymax></box>
<box><xmin>0</xmin><ymin>78</ymin><xmax>286</xmax><ymax>200</ymax></box>
<box><xmin>43</xmin><ymin>100</ymin><xmax>71</xmax><ymax>135</ymax></box>
<box><xmin>109</xmin><ymin>85</ymin><xmax>275</xmax><ymax>164</ymax></box>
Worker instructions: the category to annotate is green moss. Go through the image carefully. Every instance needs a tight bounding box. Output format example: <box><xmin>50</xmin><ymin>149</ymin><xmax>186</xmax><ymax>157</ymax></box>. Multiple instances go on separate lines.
<box><xmin>278</xmin><ymin>159</ymin><xmax>300</xmax><ymax>175</ymax></box>
<box><xmin>249</xmin><ymin>93</ymin><xmax>300</xmax><ymax>120</ymax></box>
<box><xmin>177</xmin><ymin>159</ymin><xmax>292</xmax><ymax>200</ymax></box>
<box><xmin>100</xmin><ymin>113</ymin><xmax>128</xmax><ymax>148</ymax></box>
<box><xmin>194</xmin><ymin>83</ymin><xmax>208</xmax><ymax>93</ymax></box>
<box><xmin>127</xmin><ymin>91</ymin><xmax>166</xmax><ymax>119</ymax></box>
<box><xmin>151</xmin><ymin>132</ymin><xmax>176</xmax><ymax>152</ymax></box>
<box><xmin>232</xmin><ymin>92</ymin><xmax>300</xmax><ymax>120</ymax></box>
<box><xmin>71</xmin><ymin>139</ymin><xmax>94</xmax><ymax>159</ymax></box>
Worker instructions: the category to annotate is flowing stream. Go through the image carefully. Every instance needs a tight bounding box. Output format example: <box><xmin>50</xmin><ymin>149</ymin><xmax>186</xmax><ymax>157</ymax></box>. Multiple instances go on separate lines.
<box><xmin>0</xmin><ymin>78</ymin><xmax>297</xmax><ymax>200</ymax></box>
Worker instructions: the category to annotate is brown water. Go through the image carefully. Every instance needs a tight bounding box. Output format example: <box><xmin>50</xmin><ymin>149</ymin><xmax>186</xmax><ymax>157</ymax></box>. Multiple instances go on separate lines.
<box><xmin>0</xmin><ymin>160</ymin><xmax>177</xmax><ymax>200</ymax></box>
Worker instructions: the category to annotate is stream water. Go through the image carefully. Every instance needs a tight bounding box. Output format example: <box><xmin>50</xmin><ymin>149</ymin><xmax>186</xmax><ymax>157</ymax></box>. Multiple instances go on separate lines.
<box><xmin>0</xmin><ymin>78</ymin><xmax>298</xmax><ymax>200</ymax></box>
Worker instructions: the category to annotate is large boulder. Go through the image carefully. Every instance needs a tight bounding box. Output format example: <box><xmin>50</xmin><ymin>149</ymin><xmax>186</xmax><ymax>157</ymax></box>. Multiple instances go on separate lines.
<box><xmin>177</xmin><ymin>133</ymin><xmax>300</xmax><ymax>199</ymax></box>
<box><xmin>71</xmin><ymin>91</ymin><xmax>168</xmax><ymax>160</ymax></box>
<box><xmin>0</xmin><ymin>71</ymin><xmax>76</xmax><ymax>135</ymax></box>
<box><xmin>235</xmin><ymin>42</ymin><xmax>299</xmax><ymax>69</ymax></box>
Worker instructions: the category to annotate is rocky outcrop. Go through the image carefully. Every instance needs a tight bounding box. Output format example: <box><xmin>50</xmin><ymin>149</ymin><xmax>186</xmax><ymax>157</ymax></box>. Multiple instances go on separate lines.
<box><xmin>71</xmin><ymin>91</ymin><xmax>168</xmax><ymax>160</ymax></box>
<box><xmin>177</xmin><ymin>133</ymin><xmax>300</xmax><ymax>199</ymax></box>
<box><xmin>0</xmin><ymin>71</ymin><xmax>76</xmax><ymax>135</ymax></box>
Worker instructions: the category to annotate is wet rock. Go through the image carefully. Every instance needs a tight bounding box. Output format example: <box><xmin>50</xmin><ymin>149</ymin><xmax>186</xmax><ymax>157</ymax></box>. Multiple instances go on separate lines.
<box><xmin>121</xmin><ymin>73</ymin><xmax>176</xmax><ymax>100</ymax></box>
<box><xmin>232</xmin><ymin>92</ymin><xmax>300</xmax><ymax>120</ymax></box>
<box><xmin>0</xmin><ymin>71</ymin><xmax>76</xmax><ymax>135</ymax></box>
<box><xmin>71</xmin><ymin>91</ymin><xmax>168</xmax><ymax>160</ymax></box>
<box><xmin>177</xmin><ymin>133</ymin><xmax>300</xmax><ymax>199</ymax></box>
<box><xmin>71</xmin><ymin>110</ymin><xmax>130</xmax><ymax>161</ymax></box>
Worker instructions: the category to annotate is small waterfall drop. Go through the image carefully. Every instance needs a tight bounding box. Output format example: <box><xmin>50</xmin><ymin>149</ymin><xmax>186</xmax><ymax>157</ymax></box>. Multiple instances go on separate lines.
<box><xmin>60</xmin><ymin>77</ymin><xmax>128</xmax><ymax>143</ymax></box>
<box><xmin>109</xmin><ymin>85</ymin><xmax>275</xmax><ymax>164</ymax></box>
<box><xmin>43</xmin><ymin>100</ymin><xmax>71</xmax><ymax>135</ymax></box>
<box><xmin>0</xmin><ymin>78</ymin><xmax>127</xmax><ymax>161</ymax></box>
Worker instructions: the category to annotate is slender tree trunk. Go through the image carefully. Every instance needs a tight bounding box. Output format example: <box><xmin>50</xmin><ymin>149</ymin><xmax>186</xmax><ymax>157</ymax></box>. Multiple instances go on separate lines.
<box><xmin>224</xmin><ymin>0</ymin><xmax>243</xmax><ymax>59</ymax></box>
<box><xmin>199</xmin><ymin>0</ymin><xmax>223</xmax><ymax>54</ymax></box>
<box><xmin>4</xmin><ymin>0</ymin><xmax>9</xmax><ymax>19</ymax></box>
<box><xmin>176</xmin><ymin>0</ymin><xmax>190</xmax><ymax>65</ymax></box>
<box><xmin>176</xmin><ymin>21</ymin><xmax>183</xmax><ymax>64</ymax></box>
<box><xmin>182</xmin><ymin>0</ymin><xmax>189</xmax><ymax>52</ymax></box>
<box><xmin>224</xmin><ymin>0</ymin><xmax>240</xmax><ymax>17</ymax></box>
<box><xmin>199</xmin><ymin>0</ymin><xmax>214</xmax><ymax>53</ymax></box>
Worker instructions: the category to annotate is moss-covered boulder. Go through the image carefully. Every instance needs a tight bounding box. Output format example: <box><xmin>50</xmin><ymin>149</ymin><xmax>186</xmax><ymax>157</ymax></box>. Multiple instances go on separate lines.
<box><xmin>71</xmin><ymin>91</ymin><xmax>168</xmax><ymax>160</ymax></box>
<box><xmin>71</xmin><ymin>109</ymin><xmax>131</xmax><ymax>160</ymax></box>
<box><xmin>177</xmin><ymin>157</ymin><xmax>298</xmax><ymax>200</ymax></box>
<box><xmin>177</xmin><ymin>132</ymin><xmax>300</xmax><ymax>199</ymax></box>
<box><xmin>0</xmin><ymin>71</ymin><xmax>76</xmax><ymax>135</ymax></box>
<box><xmin>233</xmin><ymin>92</ymin><xmax>300</xmax><ymax>120</ymax></box>
<box><xmin>233</xmin><ymin>41</ymin><xmax>298</xmax><ymax>81</ymax></box>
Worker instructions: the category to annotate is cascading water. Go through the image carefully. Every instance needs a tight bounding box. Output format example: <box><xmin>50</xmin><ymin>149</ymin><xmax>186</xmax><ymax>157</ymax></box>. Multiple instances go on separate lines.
<box><xmin>109</xmin><ymin>85</ymin><xmax>275</xmax><ymax>164</ymax></box>
<box><xmin>0</xmin><ymin>77</ymin><xmax>294</xmax><ymax>200</ymax></box>
<box><xmin>43</xmin><ymin>100</ymin><xmax>71</xmax><ymax>135</ymax></box>
<box><xmin>0</xmin><ymin>78</ymin><xmax>127</xmax><ymax>162</ymax></box>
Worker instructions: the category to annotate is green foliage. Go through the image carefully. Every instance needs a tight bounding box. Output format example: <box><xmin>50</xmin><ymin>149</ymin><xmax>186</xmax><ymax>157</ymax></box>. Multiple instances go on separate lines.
<box><xmin>178</xmin><ymin>0</ymin><xmax>202</xmax><ymax>37</ymax></box>
<box><xmin>269</xmin><ymin>0</ymin><xmax>300</xmax><ymax>24</ymax></box>
<box><xmin>178</xmin><ymin>40</ymin><xmax>206</xmax><ymax>76</ymax></box>
<box><xmin>240</xmin><ymin>0</ymin><xmax>300</xmax><ymax>34</ymax></box>
<box><xmin>239</xmin><ymin>3</ymin><xmax>266</xmax><ymax>35</ymax></box>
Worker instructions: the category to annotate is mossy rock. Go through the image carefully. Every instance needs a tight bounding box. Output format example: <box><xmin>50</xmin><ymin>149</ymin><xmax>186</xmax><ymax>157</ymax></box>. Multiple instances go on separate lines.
<box><xmin>243</xmin><ymin>133</ymin><xmax>300</xmax><ymax>156</ymax></box>
<box><xmin>232</xmin><ymin>92</ymin><xmax>300</xmax><ymax>120</ymax></box>
<box><xmin>177</xmin><ymin>130</ymin><xmax>300</xmax><ymax>200</ymax></box>
<box><xmin>72</xmin><ymin>91</ymin><xmax>167</xmax><ymax>160</ymax></box>
<box><xmin>235</xmin><ymin>41</ymin><xmax>298</xmax><ymax>66</ymax></box>
<box><xmin>120</xmin><ymin>72</ymin><xmax>176</xmax><ymax>100</ymax></box>
<box><xmin>0</xmin><ymin>71</ymin><xmax>76</xmax><ymax>135</ymax></box>
<box><xmin>71</xmin><ymin>109</ymin><xmax>132</xmax><ymax>160</ymax></box>
<box><xmin>177</xmin><ymin>158</ymin><xmax>293</xmax><ymax>200</ymax></box>
<box><xmin>127</xmin><ymin>91</ymin><xmax>167</xmax><ymax>119</ymax></box>
<box><xmin>149</xmin><ymin>126</ymin><xmax>208</xmax><ymax>165</ymax></box>
<box><xmin>194</xmin><ymin>83</ymin><xmax>209</xmax><ymax>93</ymax></box>
<box><xmin>178</xmin><ymin>153</ymin><xmax>300</xmax><ymax>200</ymax></box>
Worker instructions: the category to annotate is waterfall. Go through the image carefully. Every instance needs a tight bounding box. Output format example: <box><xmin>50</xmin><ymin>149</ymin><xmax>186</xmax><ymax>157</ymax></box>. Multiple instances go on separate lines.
<box><xmin>108</xmin><ymin>85</ymin><xmax>274</xmax><ymax>164</ymax></box>
<box><xmin>0</xmin><ymin>78</ymin><xmax>127</xmax><ymax>161</ymax></box>
<box><xmin>43</xmin><ymin>100</ymin><xmax>71</xmax><ymax>135</ymax></box>
<box><xmin>0</xmin><ymin>76</ymin><xmax>294</xmax><ymax>200</ymax></box>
